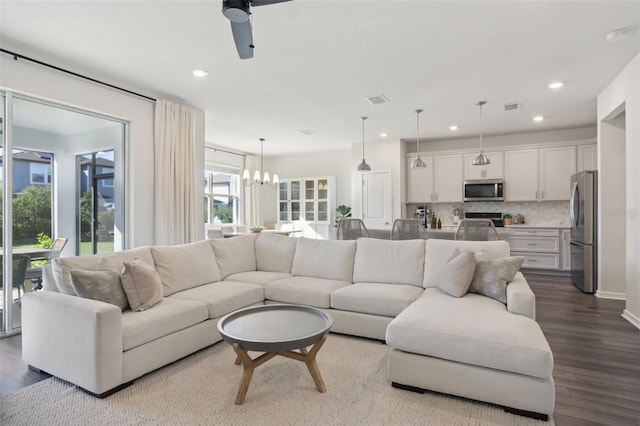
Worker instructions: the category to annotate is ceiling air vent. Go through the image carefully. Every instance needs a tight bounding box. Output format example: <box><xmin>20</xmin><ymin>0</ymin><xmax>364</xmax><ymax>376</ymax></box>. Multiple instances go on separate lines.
<box><xmin>366</xmin><ymin>94</ymin><xmax>389</xmax><ymax>105</ymax></box>
<box><xmin>504</xmin><ymin>102</ymin><xmax>522</xmax><ymax>111</ymax></box>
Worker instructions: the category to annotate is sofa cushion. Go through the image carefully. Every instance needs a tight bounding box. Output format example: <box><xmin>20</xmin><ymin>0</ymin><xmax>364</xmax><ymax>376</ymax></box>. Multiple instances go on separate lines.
<box><xmin>120</xmin><ymin>259</ymin><xmax>164</xmax><ymax>311</ymax></box>
<box><xmin>291</xmin><ymin>238</ymin><xmax>356</xmax><ymax>282</ymax></box>
<box><xmin>386</xmin><ymin>288</ymin><xmax>554</xmax><ymax>379</ymax></box>
<box><xmin>210</xmin><ymin>234</ymin><xmax>257</xmax><ymax>279</ymax></box>
<box><xmin>256</xmin><ymin>233</ymin><xmax>297</xmax><ymax>273</ymax></box>
<box><xmin>265</xmin><ymin>276</ymin><xmax>351</xmax><ymax>308</ymax></box>
<box><xmin>69</xmin><ymin>269</ymin><xmax>129</xmax><ymax>311</ymax></box>
<box><xmin>424</xmin><ymin>240</ymin><xmax>510</xmax><ymax>288</ymax></box>
<box><xmin>224</xmin><ymin>271</ymin><xmax>291</xmax><ymax>286</ymax></box>
<box><xmin>122</xmin><ymin>297</ymin><xmax>209</xmax><ymax>351</ymax></box>
<box><xmin>331</xmin><ymin>283</ymin><xmax>423</xmax><ymax>317</ymax></box>
<box><xmin>434</xmin><ymin>247</ymin><xmax>477</xmax><ymax>298</ymax></box>
<box><xmin>151</xmin><ymin>241</ymin><xmax>221</xmax><ymax>296</ymax></box>
<box><xmin>469</xmin><ymin>252</ymin><xmax>525</xmax><ymax>303</ymax></box>
<box><xmin>353</xmin><ymin>238</ymin><xmax>425</xmax><ymax>287</ymax></box>
<box><xmin>170</xmin><ymin>281</ymin><xmax>264</xmax><ymax>319</ymax></box>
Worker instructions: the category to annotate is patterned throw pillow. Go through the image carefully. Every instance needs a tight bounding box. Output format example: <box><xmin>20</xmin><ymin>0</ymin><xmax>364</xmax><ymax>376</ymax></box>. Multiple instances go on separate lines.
<box><xmin>436</xmin><ymin>247</ymin><xmax>477</xmax><ymax>298</ymax></box>
<box><xmin>120</xmin><ymin>259</ymin><xmax>163</xmax><ymax>311</ymax></box>
<box><xmin>69</xmin><ymin>269</ymin><xmax>129</xmax><ymax>311</ymax></box>
<box><xmin>469</xmin><ymin>251</ymin><xmax>524</xmax><ymax>304</ymax></box>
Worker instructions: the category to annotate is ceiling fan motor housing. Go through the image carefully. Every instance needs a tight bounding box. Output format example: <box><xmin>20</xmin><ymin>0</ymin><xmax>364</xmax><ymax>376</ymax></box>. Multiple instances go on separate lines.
<box><xmin>223</xmin><ymin>0</ymin><xmax>251</xmax><ymax>23</ymax></box>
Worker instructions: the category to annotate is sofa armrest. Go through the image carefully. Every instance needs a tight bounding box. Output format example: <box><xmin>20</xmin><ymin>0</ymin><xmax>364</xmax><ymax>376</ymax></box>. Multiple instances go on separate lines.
<box><xmin>22</xmin><ymin>291</ymin><xmax>124</xmax><ymax>395</ymax></box>
<box><xmin>506</xmin><ymin>272</ymin><xmax>536</xmax><ymax>320</ymax></box>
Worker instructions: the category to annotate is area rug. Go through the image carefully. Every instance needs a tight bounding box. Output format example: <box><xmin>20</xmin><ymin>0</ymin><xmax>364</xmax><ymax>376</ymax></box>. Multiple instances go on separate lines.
<box><xmin>0</xmin><ymin>335</ymin><xmax>552</xmax><ymax>425</ymax></box>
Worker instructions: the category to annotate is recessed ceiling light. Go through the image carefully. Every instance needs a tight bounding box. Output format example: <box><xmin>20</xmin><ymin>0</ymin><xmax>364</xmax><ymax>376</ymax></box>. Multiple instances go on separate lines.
<box><xmin>379</xmin><ymin>133</ymin><xmax>388</xmax><ymax>138</ymax></box>
<box><xmin>192</xmin><ymin>69</ymin><xmax>208</xmax><ymax>77</ymax></box>
<box><xmin>533</xmin><ymin>116</ymin><xmax>544</xmax><ymax>122</ymax></box>
<box><xmin>606</xmin><ymin>28</ymin><xmax>631</xmax><ymax>42</ymax></box>
<box><xmin>449</xmin><ymin>125</ymin><xmax>459</xmax><ymax>131</ymax></box>
<box><xmin>548</xmin><ymin>82</ymin><xmax>564</xmax><ymax>89</ymax></box>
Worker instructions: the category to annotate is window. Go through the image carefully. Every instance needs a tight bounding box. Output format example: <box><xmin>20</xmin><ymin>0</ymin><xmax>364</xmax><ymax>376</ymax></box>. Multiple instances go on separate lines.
<box><xmin>29</xmin><ymin>162</ymin><xmax>52</xmax><ymax>185</ymax></box>
<box><xmin>204</xmin><ymin>169</ymin><xmax>239</xmax><ymax>225</ymax></box>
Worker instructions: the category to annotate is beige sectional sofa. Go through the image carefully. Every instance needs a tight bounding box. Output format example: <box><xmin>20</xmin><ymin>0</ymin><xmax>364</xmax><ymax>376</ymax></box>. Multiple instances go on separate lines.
<box><xmin>22</xmin><ymin>234</ymin><xmax>554</xmax><ymax>420</ymax></box>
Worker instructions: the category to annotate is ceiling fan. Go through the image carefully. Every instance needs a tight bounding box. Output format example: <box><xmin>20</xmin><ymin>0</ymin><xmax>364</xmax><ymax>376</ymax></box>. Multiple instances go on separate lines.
<box><xmin>222</xmin><ymin>0</ymin><xmax>293</xmax><ymax>59</ymax></box>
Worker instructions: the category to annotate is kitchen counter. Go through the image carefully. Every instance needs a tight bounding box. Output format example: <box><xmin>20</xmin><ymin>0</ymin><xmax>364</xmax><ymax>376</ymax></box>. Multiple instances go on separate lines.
<box><xmin>368</xmin><ymin>226</ymin><xmax>511</xmax><ymax>241</ymax></box>
<box><xmin>505</xmin><ymin>224</ymin><xmax>571</xmax><ymax>229</ymax></box>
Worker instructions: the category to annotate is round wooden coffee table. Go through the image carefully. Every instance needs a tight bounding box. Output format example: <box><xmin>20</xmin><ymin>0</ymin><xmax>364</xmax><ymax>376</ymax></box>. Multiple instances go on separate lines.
<box><xmin>217</xmin><ymin>304</ymin><xmax>333</xmax><ymax>405</ymax></box>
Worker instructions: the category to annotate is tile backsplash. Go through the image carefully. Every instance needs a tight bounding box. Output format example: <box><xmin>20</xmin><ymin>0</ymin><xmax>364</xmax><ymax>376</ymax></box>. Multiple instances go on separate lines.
<box><xmin>409</xmin><ymin>201</ymin><xmax>570</xmax><ymax>227</ymax></box>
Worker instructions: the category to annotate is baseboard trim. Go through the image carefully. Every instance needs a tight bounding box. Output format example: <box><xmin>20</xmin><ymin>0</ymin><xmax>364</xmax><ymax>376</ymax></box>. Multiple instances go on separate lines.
<box><xmin>595</xmin><ymin>290</ymin><xmax>626</xmax><ymax>300</ymax></box>
<box><xmin>622</xmin><ymin>309</ymin><xmax>640</xmax><ymax>330</ymax></box>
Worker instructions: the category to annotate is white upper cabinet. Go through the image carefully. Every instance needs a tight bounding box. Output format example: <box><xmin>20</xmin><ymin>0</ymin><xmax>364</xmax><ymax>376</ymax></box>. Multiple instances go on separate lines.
<box><xmin>433</xmin><ymin>154</ymin><xmax>463</xmax><ymax>202</ymax></box>
<box><xmin>577</xmin><ymin>144</ymin><xmax>597</xmax><ymax>172</ymax></box>
<box><xmin>406</xmin><ymin>156</ymin><xmax>433</xmax><ymax>203</ymax></box>
<box><xmin>464</xmin><ymin>151</ymin><xmax>503</xmax><ymax>180</ymax></box>
<box><xmin>505</xmin><ymin>146</ymin><xmax>576</xmax><ymax>201</ymax></box>
<box><xmin>505</xmin><ymin>149</ymin><xmax>539</xmax><ymax>201</ymax></box>
<box><xmin>539</xmin><ymin>146</ymin><xmax>576</xmax><ymax>201</ymax></box>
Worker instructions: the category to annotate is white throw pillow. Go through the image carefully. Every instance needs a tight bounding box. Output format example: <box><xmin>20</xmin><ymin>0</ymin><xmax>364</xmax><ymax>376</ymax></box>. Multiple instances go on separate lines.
<box><xmin>435</xmin><ymin>247</ymin><xmax>477</xmax><ymax>298</ymax></box>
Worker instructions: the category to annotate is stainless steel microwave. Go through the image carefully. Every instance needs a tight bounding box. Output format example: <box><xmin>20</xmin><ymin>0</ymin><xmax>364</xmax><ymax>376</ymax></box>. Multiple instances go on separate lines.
<box><xmin>463</xmin><ymin>179</ymin><xmax>505</xmax><ymax>202</ymax></box>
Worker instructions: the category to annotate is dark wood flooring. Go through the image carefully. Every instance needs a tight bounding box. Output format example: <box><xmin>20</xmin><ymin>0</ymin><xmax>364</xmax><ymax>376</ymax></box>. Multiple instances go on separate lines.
<box><xmin>1</xmin><ymin>273</ymin><xmax>639</xmax><ymax>425</ymax></box>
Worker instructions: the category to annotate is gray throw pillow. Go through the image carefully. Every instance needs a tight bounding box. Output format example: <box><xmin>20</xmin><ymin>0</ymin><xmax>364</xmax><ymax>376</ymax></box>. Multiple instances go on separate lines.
<box><xmin>436</xmin><ymin>247</ymin><xmax>477</xmax><ymax>298</ymax></box>
<box><xmin>120</xmin><ymin>258</ymin><xmax>163</xmax><ymax>311</ymax></box>
<box><xmin>469</xmin><ymin>251</ymin><xmax>524</xmax><ymax>304</ymax></box>
<box><xmin>69</xmin><ymin>269</ymin><xmax>129</xmax><ymax>311</ymax></box>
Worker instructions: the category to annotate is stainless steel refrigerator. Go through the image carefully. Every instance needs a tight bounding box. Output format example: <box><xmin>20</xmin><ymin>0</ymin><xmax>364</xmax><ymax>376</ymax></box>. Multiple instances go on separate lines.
<box><xmin>569</xmin><ymin>170</ymin><xmax>597</xmax><ymax>293</ymax></box>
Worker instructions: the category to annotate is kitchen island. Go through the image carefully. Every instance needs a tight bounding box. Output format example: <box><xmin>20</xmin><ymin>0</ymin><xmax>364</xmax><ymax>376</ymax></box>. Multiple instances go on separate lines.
<box><xmin>368</xmin><ymin>225</ymin><xmax>511</xmax><ymax>240</ymax></box>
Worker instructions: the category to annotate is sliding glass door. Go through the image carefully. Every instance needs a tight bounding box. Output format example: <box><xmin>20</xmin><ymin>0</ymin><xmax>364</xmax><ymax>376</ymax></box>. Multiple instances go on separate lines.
<box><xmin>1</xmin><ymin>92</ymin><xmax>126</xmax><ymax>337</ymax></box>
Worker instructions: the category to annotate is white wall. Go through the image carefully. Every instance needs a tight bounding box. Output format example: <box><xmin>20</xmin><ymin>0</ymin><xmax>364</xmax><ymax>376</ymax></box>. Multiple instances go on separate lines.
<box><xmin>597</xmin><ymin>53</ymin><xmax>640</xmax><ymax>329</ymax></box>
<box><xmin>1</xmin><ymin>56</ymin><xmax>205</xmax><ymax>248</ymax></box>
<box><xmin>260</xmin><ymin>149</ymin><xmax>351</xmax><ymax>226</ymax></box>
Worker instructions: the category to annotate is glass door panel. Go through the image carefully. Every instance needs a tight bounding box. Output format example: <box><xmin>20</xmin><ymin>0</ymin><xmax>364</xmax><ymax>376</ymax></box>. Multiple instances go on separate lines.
<box><xmin>318</xmin><ymin>201</ymin><xmax>328</xmax><ymax>221</ymax></box>
<box><xmin>318</xmin><ymin>179</ymin><xmax>328</xmax><ymax>199</ymax></box>
<box><xmin>291</xmin><ymin>181</ymin><xmax>300</xmax><ymax>200</ymax></box>
<box><xmin>305</xmin><ymin>201</ymin><xmax>315</xmax><ymax>221</ymax></box>
<box><xmin>291</xmin><ymin>202</ymin><xmax>300</xmax><ymax>220</ymax></box>
<box><xmin>279</xmin><ymin>202</ymin><xmax>289</xmax><ymax>221</ymax></box>
<box><xmin>279</xmin><ymin>182</ymin><xmax>289</xmax><ymax>201</ymax></box>
<box><xmin>305</xmin><ymin>180</ymin><xmax>315</xmax><ymax>200</ymax></box>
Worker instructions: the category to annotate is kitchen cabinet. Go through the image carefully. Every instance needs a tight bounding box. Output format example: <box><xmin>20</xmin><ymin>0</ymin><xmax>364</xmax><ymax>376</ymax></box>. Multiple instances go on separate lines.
<box><xmin>508</xmin><ymin>227</ymin><xmax>560</xmax><ymax>270</ymax></box>
<box><xmin>406</xmin><ymin>156</ymin><xmax>433</xmax><ymax>203</ymax></box>
<box><xmin>433</xmin><ymin>154</ymin><xmax>463</xmax><ymax>202</ymax></box>
<box><xmin>278</xmin><ymin>176</ymin><xmax>335</xmax><ymax>239</ymax></box>
<box><xmin>577</xmin><ymin>144</ymin><xmax>597</xmax><ymax>172</ymax></box>
<box><xmin>406</xmin><ymin>154</ymin><xmax>462</xmax><ymax>203</ymax></box>
<box><xmin>505</xmin><ymin>146</ymin><xmax>576</xmax><ymax>201</ymax></box>
<box><xmin>464</xmin><ymin>151</ymin><xmax>503</xmax><ymax>180</ymax></box>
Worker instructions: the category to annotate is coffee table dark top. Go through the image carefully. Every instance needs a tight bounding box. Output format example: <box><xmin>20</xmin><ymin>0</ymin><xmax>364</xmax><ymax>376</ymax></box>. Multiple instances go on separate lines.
<box><xmin>217</xmin><ymin>304</ymin><xmax>333</xmax><ymax>352</ymax></box>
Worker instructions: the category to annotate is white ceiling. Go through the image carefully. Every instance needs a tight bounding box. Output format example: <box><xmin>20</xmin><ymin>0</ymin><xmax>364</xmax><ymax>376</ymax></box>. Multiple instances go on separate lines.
<box><xmin>1</xmin><ymin>1</ymin><xmax>639</xmax><ymax>156</ymax></box>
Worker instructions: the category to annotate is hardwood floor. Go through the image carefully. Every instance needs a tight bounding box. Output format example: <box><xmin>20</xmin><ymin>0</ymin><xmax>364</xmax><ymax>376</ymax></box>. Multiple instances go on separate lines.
<box><xmin>1</xmin><ymin>273</ymin><xmax>639</xmax><ymax>425</ymax></box>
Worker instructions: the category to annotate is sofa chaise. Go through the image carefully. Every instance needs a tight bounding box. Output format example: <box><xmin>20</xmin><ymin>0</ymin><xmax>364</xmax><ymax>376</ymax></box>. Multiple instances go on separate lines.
<box><xmin>22</xmin><ymin>234</ymin><xmax>554</xmax><ymax>420</ymax></box>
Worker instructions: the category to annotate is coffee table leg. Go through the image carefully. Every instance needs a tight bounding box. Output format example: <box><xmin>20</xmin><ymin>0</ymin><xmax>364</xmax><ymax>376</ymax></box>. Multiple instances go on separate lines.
<box><xmin>304</xmin><ymin>334</ymin><xmax>327</xmax><ymax>393</ymax></box>
<box><xmin>232</xmin><ymin>343</ymin><xmax>277</xmax><ymax>405</ymax></box>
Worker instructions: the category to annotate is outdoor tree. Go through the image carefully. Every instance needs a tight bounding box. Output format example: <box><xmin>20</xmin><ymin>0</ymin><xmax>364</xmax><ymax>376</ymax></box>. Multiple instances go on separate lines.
<box><xmin>12</xmin><ymin>185</ymin><xmax>52</xmax><ymax>242</ymax></box>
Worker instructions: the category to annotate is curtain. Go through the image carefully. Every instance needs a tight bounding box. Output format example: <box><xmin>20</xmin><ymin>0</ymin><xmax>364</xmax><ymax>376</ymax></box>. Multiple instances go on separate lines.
<box><xmin>154</xmin><ymin>99</ymin><xmax>198</xmax><ymax>245</ymax></box>
<box><xmin>241</xmin><ymin>155</ymin><xmax>259</xmax><ymax>227</ymax></box>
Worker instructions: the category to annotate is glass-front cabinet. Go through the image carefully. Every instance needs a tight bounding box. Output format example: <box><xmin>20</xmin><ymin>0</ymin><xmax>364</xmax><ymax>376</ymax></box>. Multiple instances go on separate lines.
<box><xmin>277</xmin><ymin>176</ymin><xmax>335</xmax><ymax>239</ymax></box>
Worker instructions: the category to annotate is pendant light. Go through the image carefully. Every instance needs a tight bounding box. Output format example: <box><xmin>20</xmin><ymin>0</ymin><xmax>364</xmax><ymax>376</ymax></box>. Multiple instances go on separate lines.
<box><xmin>472</xmin><ymin>101</ymin><xmax>491</xmax><ymax>166</ymax></box>
<box><xmin>243</xmin><ymin>138</ymin><xmax>279</xmax><ymax>188</ymax></box>
<box><xmin>357</xmin><ymin>116</ymin><xmax>371</xmax><ymax>172</ymax></box>
<box><xmin>410</xmin><ymin>108</ymin><xmax>427</xmax><ymax>168</ymax></box>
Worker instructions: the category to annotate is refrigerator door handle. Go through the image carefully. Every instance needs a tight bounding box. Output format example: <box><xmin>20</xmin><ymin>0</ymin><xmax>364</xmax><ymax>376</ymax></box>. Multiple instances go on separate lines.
<box><xmin>569</xmin><ymin>182</ymin><xmax>579</xmax><ymax>228</ymax></box>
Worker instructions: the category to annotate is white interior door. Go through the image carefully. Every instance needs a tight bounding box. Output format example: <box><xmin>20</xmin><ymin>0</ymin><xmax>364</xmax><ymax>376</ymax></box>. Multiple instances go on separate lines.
<box><xmin>362</xmin><ymin>171</ymin><xmax>392</xmax><ymax>229</ymax></box>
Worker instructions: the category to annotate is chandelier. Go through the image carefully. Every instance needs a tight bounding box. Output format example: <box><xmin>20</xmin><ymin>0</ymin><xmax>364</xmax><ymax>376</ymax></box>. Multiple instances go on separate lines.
<box><xmin>243</xmin><ymin>138</ymin><xmax>279</xmax><ymax>188</ymax></box>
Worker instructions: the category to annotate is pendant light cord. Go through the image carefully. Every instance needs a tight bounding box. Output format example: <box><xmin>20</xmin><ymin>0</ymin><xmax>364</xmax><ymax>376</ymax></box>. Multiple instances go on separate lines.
<box><xmin>361</xmin><ymin>117</ymin><xmax>367</xmax><ymax>159</ymax></box>
<box><xmin>477</xmin><ymin>101</ymin><xmax>486</xmax><ymax>152</ymax></box>
<box><xmin>415</xmin><ymin>109</ymin><xmax>423</xmax><ymax>154</ymax></box>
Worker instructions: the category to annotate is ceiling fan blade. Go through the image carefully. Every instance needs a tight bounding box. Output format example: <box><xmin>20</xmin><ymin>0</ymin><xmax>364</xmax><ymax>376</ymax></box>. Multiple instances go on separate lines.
<box><xmin>251</xmin><ymin>0</ymin><xmax>292</xmax><ymax>7</ymax></box>
<box><xmin>230</xmin><ymin>20</ymin><xmax>254</xmax><ymax>59</ymax></box>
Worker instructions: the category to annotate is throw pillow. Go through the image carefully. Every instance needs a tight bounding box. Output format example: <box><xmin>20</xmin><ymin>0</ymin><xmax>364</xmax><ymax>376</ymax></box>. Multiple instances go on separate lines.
<box><xmin>69</xmin><ymin>269</ymin><xmax>129</xmax><ymax>311</ymax></box>
<box><xmin>120</xmin><ymin>258</ymin><xmax>163</xmax><ymax>311</ymax></box>
<box><xmin>469</xmin><ymin>251</ymin><xmax>524</xmax><ymax>304</ymax></box>
<box><xmin>435</xmin><ymin>247</ymin><xmax>477</xmax><ymax>298</ymax></box>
